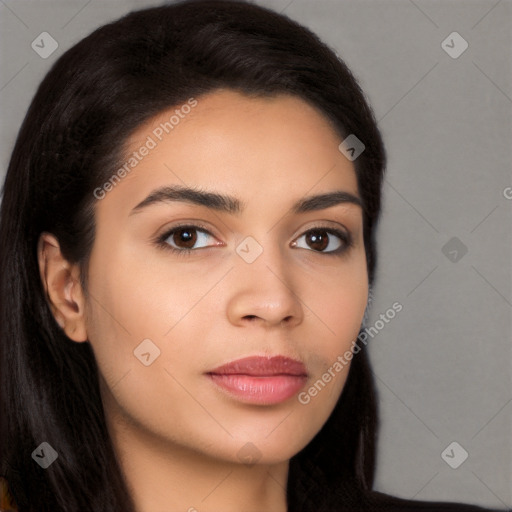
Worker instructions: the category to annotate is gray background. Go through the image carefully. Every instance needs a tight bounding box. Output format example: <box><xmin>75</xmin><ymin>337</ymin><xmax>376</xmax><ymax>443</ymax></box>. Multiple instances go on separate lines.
<box><xmin>1</xmin><ymin>0</ymin><xmax>510</xmax><ymax>508</ymax></box>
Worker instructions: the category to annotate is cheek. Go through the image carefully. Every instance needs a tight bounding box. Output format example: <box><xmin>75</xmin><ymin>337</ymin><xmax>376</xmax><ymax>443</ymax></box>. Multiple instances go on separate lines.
<box><xmin>295</xmin><ymin>261</ymin><xmax>367</xmax><ymax>433</ymax></box>
<box><xmin>85</xmin><ymin>243</ymin><xmax>178</xmax><ymax>340</ymax></box>
<box><xmin>82</xmin><ymin>245</ymin><xmax>163</xmax><ymax>386</ymax></box>
<box><xmin>306</xmin><ymin>256</ymin><xmax>368</xmax><ymax>353</ymax></box>
<box><xmin>83</xmin><ymin>267</ymin><xmax>205</xmax><ymax>441</ymax></box>
<box><xmin>83</xmin><ymin>243</ymin><xmax>214</xmax><ymax>398</ymax></box>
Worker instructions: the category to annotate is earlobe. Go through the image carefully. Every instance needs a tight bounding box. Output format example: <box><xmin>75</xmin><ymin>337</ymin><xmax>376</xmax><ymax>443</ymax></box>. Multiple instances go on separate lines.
<box><xmin>37</xmin><ymin>232</ymin><xmax>88</xmax><ymax>342</ymax></box>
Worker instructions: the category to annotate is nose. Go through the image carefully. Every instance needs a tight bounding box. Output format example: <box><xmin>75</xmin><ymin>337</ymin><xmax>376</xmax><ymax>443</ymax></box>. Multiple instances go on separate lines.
<box><xmin>225</xmin><ymin>241</ymin><xmax>304</xmax><ymax>329</ymax></box>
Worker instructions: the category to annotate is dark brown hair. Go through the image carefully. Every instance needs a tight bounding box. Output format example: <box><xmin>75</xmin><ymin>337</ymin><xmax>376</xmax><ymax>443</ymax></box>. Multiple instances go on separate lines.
<box><xmin>0</xmin><ymin>1</ymin><xmax>386</xmax><ymax>510</ymax></box>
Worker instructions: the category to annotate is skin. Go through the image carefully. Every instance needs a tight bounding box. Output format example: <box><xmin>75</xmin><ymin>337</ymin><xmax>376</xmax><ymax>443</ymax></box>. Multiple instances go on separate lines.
<box><xmin>38</xmin><ymin>89</ymin><xmax>368</xmax><ymax>512</ymax></box>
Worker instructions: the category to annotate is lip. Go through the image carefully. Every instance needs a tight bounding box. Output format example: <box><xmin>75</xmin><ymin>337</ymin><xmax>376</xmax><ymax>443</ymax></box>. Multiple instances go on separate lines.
<box><xmin>206</xmin><ymin>356</ymin><xmax>308</xmax><ymax>405</ymax></box>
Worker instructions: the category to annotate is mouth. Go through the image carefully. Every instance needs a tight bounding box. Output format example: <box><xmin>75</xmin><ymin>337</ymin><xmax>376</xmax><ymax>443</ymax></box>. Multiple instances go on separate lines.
<box><xmin>206</xmin><ymin>355</ymin><xmax>308</xmax><ymax>405</ymax></box>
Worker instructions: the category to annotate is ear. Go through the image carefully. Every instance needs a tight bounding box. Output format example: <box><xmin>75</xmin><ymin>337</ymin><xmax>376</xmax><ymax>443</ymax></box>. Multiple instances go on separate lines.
<box><xmin>37</xmin><ymin>232</ymin><xmax>88</xmax><ymax>342</ymax></box>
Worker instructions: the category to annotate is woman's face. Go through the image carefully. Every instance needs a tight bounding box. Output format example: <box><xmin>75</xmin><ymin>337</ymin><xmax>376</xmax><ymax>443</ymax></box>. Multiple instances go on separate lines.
<box><xmin>83</xmin><ymin>89</ymin><xmax>367</xmax><ymax>465</ymax></box>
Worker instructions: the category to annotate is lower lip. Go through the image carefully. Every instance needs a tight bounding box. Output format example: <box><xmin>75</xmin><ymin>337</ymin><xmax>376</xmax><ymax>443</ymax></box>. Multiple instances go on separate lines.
<box><xmin>208</xmin><ymin>374</ymin><xmax>307</xmax><ymax>405</ymax></box>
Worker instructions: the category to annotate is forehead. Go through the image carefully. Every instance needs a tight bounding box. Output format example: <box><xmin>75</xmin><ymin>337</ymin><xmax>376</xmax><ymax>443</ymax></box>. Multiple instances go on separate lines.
<box><xmin>96</xmin><ymin>89</ymin><xmax>360</xmax><ymax>218</ymax></box>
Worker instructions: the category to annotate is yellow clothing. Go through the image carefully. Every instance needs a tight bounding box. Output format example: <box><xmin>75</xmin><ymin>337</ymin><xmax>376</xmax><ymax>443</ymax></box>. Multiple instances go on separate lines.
<box><xmin>0</xmin><ymin>476</ymin><xmax>18</xmax><ymax>512</ymax></box>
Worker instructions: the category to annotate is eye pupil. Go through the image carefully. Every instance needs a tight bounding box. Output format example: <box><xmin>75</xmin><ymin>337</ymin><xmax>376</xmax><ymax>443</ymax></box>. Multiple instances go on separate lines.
<box><xmin>307</xmin><ymin>230</ymin><xmax>328</xmax><ymax>251</ymax></box>
<box><xmin>174</xmin><ymin>228</ymin><xmax>197</xmax><ymax>248</ymax></box>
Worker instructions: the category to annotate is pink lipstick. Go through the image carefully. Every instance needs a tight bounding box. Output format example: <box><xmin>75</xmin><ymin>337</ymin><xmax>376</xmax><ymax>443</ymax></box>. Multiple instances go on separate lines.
<box><xmin>207</xmin><ymin>355</ymin><xmax>308</xmax><ymax>405</ymax></box>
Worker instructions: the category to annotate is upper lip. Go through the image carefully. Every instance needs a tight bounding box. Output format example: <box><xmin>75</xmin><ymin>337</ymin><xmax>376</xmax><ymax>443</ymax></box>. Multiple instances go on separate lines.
<box><xmin>208</xmin><ymin>355</ymin><xmax>308</xmax><ymax>377</ymax></box>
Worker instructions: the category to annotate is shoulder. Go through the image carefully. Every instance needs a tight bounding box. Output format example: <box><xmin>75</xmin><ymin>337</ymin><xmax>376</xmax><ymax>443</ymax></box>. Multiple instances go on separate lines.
<box><xmin>365</xmin><ymin>490</ymin><xmax>509</xmax><ymax>512</ymax></box>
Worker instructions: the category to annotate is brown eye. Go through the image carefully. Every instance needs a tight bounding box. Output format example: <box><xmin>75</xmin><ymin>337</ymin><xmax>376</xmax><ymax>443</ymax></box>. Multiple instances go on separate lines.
<box><xmin>172</xmin><ymin>228</ymin><xmax>197</xmax><ymax>249</ymax></box>
<box><xmin>161</xmin><ymin>225</ymin><xmax>215</xmax><ymax>252</ymax></box>
<box><xmin>292</xmin><ymin>227</ymin><xmax>350</xmax><ymax>254</ymax></box>
<box><xmin>305</xmin><ymin>230</ymin><xmax>329</xmax><ymax>252</ymax></box>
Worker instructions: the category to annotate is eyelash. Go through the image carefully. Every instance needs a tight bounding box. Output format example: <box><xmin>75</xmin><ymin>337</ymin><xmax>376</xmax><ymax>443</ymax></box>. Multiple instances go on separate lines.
<box><xmin>155</xmin><ymin>223</ymin><xmax>353</xmax><ymax>257</ymax></box>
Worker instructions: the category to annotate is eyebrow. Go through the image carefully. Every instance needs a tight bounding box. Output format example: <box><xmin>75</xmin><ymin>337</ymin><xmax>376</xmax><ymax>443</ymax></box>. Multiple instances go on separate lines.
<box><xmin>129</xmin><ymin>185</ymin><xmax>362</xmax><ymax>216</ymax></box>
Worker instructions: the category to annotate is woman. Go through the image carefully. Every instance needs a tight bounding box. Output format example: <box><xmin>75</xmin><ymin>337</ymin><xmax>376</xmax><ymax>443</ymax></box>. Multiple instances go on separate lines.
<box><xmin>0</xmin><ymin>1</ymin><xmax>506</xmax><ymax>510</ymax></box>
